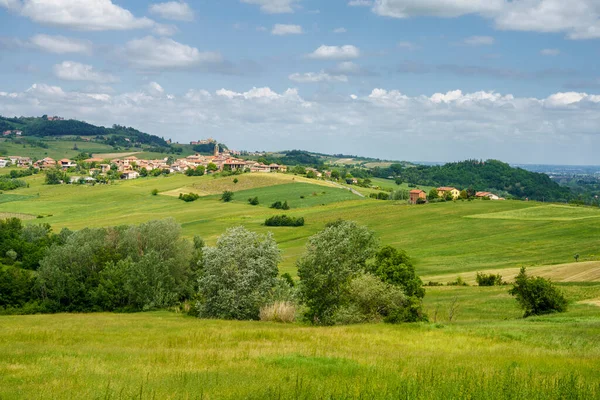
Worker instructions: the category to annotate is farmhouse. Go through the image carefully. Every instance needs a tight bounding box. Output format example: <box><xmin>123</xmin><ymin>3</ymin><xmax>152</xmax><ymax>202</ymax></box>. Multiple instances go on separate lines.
<box><xmin>476</xmin><ymin>191</ymin><xmax>503</xmax><ymax>200</ymax></box>
<box><xmin>0</xmin><ymin>159</ymin><xmax>7</xmax><ymax>168</ymax></box>
<box><xmin>121</xmin><ymin>170</ymin><xmax>139</xmax><ymax>180</ymax></box>
<box><xmin>437</xmin><ymin>187</ymin><xmax>460</xmax><ymax>199</ymax></box>
<box><xmin>409</xmin><ymin>189</ymin><xmax>427</xmax><ymax>204</ymax></box>
<box><xmin>59</xmin><ymin>159</ymin><xmax>76</xmax><ymax>169</ymax></box>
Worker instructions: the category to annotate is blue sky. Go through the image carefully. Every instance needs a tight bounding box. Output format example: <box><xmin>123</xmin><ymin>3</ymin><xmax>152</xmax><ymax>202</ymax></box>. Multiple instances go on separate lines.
<box><xmin>1</xmin><ymin>0</ymin><xmax>599</xmax><ymax>164</ymax></box>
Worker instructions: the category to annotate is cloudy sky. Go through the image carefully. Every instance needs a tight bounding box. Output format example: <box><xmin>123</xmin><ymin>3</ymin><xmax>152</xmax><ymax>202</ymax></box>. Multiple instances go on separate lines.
<box><xmin>1</xmin><ymin>0</ymin><xmax>599</xmax><ymax>165</ymax></box>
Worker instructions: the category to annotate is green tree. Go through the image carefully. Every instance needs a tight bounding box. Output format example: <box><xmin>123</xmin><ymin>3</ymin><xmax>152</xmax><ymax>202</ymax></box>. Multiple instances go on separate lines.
<box><xmin>297</xmin><ymin>220</ymin><xmax>378</xmax><ymax>325</ymax></box>
<box><xmin>368</xmin><ymin>246</ymin><xmax>424</xmax><ymax>298</ymax></box>
<box><xmin>207</xmin><ymin>163</ymin><xmax>218</xmax><ymax>172</ymax></box>
<box><xmin>221</xmin><ymin>191</ymin><xmax>234</xmax><ymax>202</ymax></box>
<box><xmin>197</xmin><ymin>226</ymin><xmax>280</xmax><ymax>320</ymax></box>
<box><xmin>428</xmin><ymin>188</ymin><xmax>438</xmax><ymax>200</ymax></box>
<box><xmin>45</xmin><ymin>168</ymin><xmax>67</xmax><ymax>185</ymax></box>
<box><xmin>508</xmin><ymin>267</ymin><xmax>568</xmax><ymax>317</ymax></box>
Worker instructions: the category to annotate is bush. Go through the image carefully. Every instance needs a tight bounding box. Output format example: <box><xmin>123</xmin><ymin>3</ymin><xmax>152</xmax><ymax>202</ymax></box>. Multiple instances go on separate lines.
<box><xmin>447</xmin><ymin>276</ymin><xmax>468</xmax><ymax>286</ymax></box>
<box><xmin>221</xmin><ymin>191</ymin><xmax>234</xmax><ymax>202</ymax></box>
<box><xmin>248</xmin><ymin>197</ymin><xmax>259</xmax><ymax>206</ymax></box>
<box><xmin>509</xmin><ymin>267</ymin><xmax>568</xmax><ymax>317</ymax></box>
<box><xmin>197</xmin><ymin>226</ymin><xmax>280</xmax><ymax>320</ymax></box>
<box><xmin>0</xmin><ymin>267</ymin><xmax>35</xmax><ymax>309</ymax></box>
<box><xmin>265</xmin><ymin>215</ymin><xmax>305</xmax><ymax>227</ymax></box>
<box><xmin>476</xmin><ymin>272</ymin><xmax>503</xmax><ymax>286</ymax></box>
<box><xmin>270</xmin><ymin>200</ymin><xmax>290</xmax><ymax>210</ymax></box>
<box><xmin>367</xmin><ymin>246</ymin><xmax>424</xmax><ymax>298</ymax></box>
<box><xmin>151</xmin><ymin>189</ymin><xmax>158</xmax><ymax>196</ymax></box>
<box><xmin>179</xmin><ymin>193</ymin><xmax>199</xmax><ymax>202</ymax></box>
<box><xmin>259</xmin><ymin>301</ymin><xmax>296</xmax><ymax>323</ymax></box>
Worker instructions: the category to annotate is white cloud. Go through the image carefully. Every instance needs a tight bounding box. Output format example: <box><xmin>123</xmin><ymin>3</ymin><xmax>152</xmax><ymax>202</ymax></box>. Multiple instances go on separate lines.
<box><xmin>29</xmin><ymin>34</ymin><xmax>92</xmax><ymax>54</ymax></box>
<box><xmin>369</xmin><ymin>0</ymin><xmax>600</xmax><ymax>40</ymax></box>
<box><xmin>149</xmin><ymin>1</ymin><xmax>194</xmax><ymax>21</ymax></box>
<box><xmin>541</xmin><ymin>48</ymin><xmax>561</xmax><ymax>56</ymax></box>
<box><xmin>19</xmin><ymin>0</ymin><xmax>154</xmax><ymax>31</ymax></box>
<box><xmin>333</xmin><ymin>27</ymin><xmax>347</xmax><ymax>33</ymax></box>
<box><xmin>372</xmin><ymin>0</ymin><xmax>502</xmax><ymax>18</ymax></box>
<box><xmin>289</xmin><ymin>71</ymin><xmax>348</xmax><ymax>83</ymax></box>
<box><xmin>240</xmin><ymin>0</ymin><xmax>301</xmax><ymax>14</ymax></box>
<box><xmin>153</xmin><ymin>23</ymin><xmax>179</xmax><ymax>36</ymax></box>
<box><xmin>2</xmin><ymin>83</ymin><xmax>600</xmax><ymax>164</ymax></box>
<box><xmin>0</xmin><ymin>0</ymin><xmax>20</xmax><ymax>11</ymax></box>
<box><xmin>271</xmin><ymin>24</ymin><xmax>303</xmax><ymax>35</ymax></box>
<box><xmin>308</xmin><ymin>45</ymin><xmax>360</xmax><ymax>60</ymax></box>
<box><xmin>463</xmin><ymin>36</ymin><xmax>495</xmax><ymax>46</ymax></box>
<box><xmin>53</xmin><ymin>61</ymin><xmax>118</xmax><ymax>83</ymax></box>
<box><xmin>120</xmin><ymin>36</ymin><xmax>223</xmax><ymax>70</ymax></box>
<box><xmin>348</xmin><ymin>0</ymin><xmax>372</xmax><ymax>6</ymax></box>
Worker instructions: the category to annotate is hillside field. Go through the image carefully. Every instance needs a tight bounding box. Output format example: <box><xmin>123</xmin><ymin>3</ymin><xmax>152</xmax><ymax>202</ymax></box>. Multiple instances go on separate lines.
<box><xmin>0</xmin><ymin>172</ymin><xmax>599</xmax><ymax>276</ymax></box>
<box><xmin>1</xmin><ymin>285</ymin><xmax>599</xmax><ymax>399</ymax></box>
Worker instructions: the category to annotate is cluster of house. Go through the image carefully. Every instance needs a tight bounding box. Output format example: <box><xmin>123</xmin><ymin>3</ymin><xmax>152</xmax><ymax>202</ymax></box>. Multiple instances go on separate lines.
<box><xmin>2</xmin><ymin>130</ymin><xmax>22</xmax><ymax>136</ymax></box>
<box><xmin>409</xmin><ymin>187</ymin><xmax>504</xmax><ymax>204</ymax></box>
<box><xmin>0</xmin><ymin>145</ymin><xmax>287</xmax><ymax>181</ymax></box>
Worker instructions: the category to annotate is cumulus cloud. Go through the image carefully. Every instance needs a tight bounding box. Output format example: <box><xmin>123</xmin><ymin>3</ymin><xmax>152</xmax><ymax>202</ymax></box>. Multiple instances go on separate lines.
<box><xmin>120</xmin><ymin>36</ymin><xmax>223</xmax><ymax>70</ymax></box>
<box><xmin>2</xmin><ymin>82</ymin><xmax>600</xmax><ymax>164</ymax></box>
<box><xmin>271</xmin><ymin>24</ymin><xmax>303</xmax><ymax>35</ymax></box>
<box><xmin>17</xmin><ymin>0</ymin><xmax>154</xmax><ymax>31</ymax></box>
<box><xmin>308</xmin><ymin>45</ymin><xmax>360</xmax><ymax>60</ymax></box>
<box><xmin>369</xmin><ymin>0</ymin><xmax>600</xmax><ymax>40</ymax></box>
<box><xmin>240</xmin><ymin>0</ymin><xmax>301</xmax><ymax>14</ymax></box>
<box><xmin>29</xmin><ymin>34</ymin><xmax>92</xmax><ymax>54</ymax></box>
<box><xmin>149</xmin><ymin>1</ymin><xmax>194</xmax><ymax>21</ymax></box>
<box><xmin>289</xmin><ymin>71</ymin><xmax>348</xmax><ymax>83</ymax></box>
<box><xmin>53</xmin><ymin>61</ymin><xmax>118</xmax><ymax>83</ymax></box>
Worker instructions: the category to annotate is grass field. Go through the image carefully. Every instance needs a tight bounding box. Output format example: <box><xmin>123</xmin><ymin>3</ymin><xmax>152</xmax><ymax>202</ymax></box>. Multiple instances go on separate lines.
<box><xmin>1</xmin><ymin>285</ymin><xmax>599</xmax><ymax>399</ymax></box>
<box><xmin>467</xmin><ymin>204</ymin><xmax>600</xmax><ymax>221</ymax></box>
<box><xmin>0</xmin><ymin>173</ymin><xmax>599</xmax><ymax>276</ymax></box>
<box><xmin>0</xmin><ymin>138</ymin><xmax>115</xmax><ymax>160</ymax></box>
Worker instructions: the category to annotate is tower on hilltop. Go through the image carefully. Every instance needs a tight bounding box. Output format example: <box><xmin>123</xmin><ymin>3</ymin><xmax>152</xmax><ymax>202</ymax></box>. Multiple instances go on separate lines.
<box><xmin>214</xmin><ymin>142</ymin><xmax>219</xmax><ymax>157</ymax></box>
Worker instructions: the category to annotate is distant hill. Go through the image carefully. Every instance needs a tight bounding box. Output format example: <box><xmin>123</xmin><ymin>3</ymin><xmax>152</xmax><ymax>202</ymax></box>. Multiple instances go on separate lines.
<box><xmin>395</xmin><ymin>159</ymin><xmax>572</xmax><ymax>201</ymax></box>
<box><xmin>0</xmin><ymin>116</ymin><xmax>167</xmax><ymax>147</ymax></box>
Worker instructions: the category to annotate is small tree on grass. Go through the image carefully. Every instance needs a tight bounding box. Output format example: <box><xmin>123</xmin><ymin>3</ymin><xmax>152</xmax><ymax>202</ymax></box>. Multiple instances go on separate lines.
<box><xmin>221</xmin><ymin>191</ymin><xmax>234</xmax><ymax>202</ymax></box>
<box><xmin>508</xmin><ymin>267</ymin><xmax>568</xmax><ymax>317</ymax></box>
<box><xmin>197</xmin><ymin>226</ymin><xmax>280</xmax><ymax>320</ymax></box>
<box><xmin>151</xmin><ymin>189</ymin><xmax>158</xmax><ymax>196</ymax></box>
<box><xmin>297</xmin><ymin>220</ymin><xmax>378</xmax><ymax>325</ymax></box>
<box><xmin>428</xmin><ymin>188</ymin><xmax>438</xmax><ymax>200</ymax></box>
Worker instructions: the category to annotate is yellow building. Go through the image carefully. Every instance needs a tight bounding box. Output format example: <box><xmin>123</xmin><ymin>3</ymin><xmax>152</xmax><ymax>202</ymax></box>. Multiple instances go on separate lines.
<box><xmin>437</xmin><ymin>187</ymin><xmax>461</xmax><ymax>199</ymax></box>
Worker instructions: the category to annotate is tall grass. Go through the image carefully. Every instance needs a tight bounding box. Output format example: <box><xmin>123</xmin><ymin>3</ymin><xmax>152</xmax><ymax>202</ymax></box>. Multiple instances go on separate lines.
<box><xmin>260</xmin><ymin>301</ymin><xmax>297</xmax><ymax>323</ymax></box>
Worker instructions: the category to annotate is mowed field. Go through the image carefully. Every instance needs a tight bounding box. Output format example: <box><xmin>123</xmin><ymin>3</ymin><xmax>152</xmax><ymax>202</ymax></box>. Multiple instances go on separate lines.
<box><xmin>1</xmin><ymin>172</ymin><xmax>599</xmax><ymax>276</ymax></box>
<box><xmin>0</xmin><ymin>138</ymin><xmax>115</xmax><ymax>160</ymax></box>
<box><xmin>1</xmin><ymin>285</ymin><xmax>599</xmax><ymax>399</ymax></box>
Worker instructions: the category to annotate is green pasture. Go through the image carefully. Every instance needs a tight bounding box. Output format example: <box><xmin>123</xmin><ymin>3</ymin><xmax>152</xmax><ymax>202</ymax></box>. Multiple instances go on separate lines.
<box><xmin>227</xmin><ymin>182</ymin><xmax>360</xmax><ymax>209</ymax></box>
<box><xmin>0</xmin><ymin>173</ymin><xmax>599</xmax><ymax>276</ymax></box>
<box><xmin>467</xmin><ymin>204</ymin><xmax>600</xmax><ymax>221</ymax></box>
<box><xmin>0</xmin><ymin>139</ymin><xmax>114</xmax><ymax>160</ymax></box>
<box><xmin>1</xmin><ymin>284</ymin><xmax>599</xmax><ymax>399</ymax></box>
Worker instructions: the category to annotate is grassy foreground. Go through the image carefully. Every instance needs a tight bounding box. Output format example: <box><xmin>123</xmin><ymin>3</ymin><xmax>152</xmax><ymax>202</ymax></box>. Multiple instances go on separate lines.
<box><xmin>1</xmin><ymin>286</ymin><xmax>599</xmax><ymax>399</ymax></box>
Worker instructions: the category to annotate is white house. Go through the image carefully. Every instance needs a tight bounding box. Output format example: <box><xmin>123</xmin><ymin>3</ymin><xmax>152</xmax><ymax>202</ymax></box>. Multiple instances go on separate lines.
<box><xmin>0</xmin><ymin>159</ymin><xmax>7</xmax><ymax>168</ymax></box>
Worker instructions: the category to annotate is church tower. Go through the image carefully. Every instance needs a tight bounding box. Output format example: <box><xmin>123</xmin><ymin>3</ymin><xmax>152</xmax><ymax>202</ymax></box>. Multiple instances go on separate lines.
<box><xmin>213</xmin><ymin>142</ymin><xmax>219</xmax><ymax>157</ymax></box>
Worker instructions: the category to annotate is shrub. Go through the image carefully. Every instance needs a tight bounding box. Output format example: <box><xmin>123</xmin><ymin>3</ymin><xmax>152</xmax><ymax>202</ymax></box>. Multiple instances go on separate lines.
<box><xmin>259</xmin><ymin>301</ymin><xmax>296</xmax><ymax>323</ymax></box>
<box><xmin>416</xmin><ymin>198</ymin><xmax>427</xmax><ymax>204</ymax></box>
<box><xmin>476</xmin><ymin>272</ymin><xmax>504</xmax><ymax>286</ymax></box>
<box><xmin>509</xmin><ymin>267</ymin><xmax>568</xmax><ymax>317</ymax></box>
<box><xmin>233</xmin><ymin>178</ymin><xmax>238</xmax><ymax>184</ymax></box>
<box><xmin>221</xmin><ymin>191</ymin><xmax>234</xmax><ymax>202</ymax></box>
<box><xmin>377</xmin><ymin>192</ymin><xmax>389</xmax><ymax>200</ymax></box>
<box><xmin>270</xmin><ymin>200</ymin><xmax>290</xmax><ymax>210</ymax></box>
<box><xmin>248</xmin><ymin>197</ymin><xmax>259</xmax><ymax>206</ymax></box>
<box><xmin>265</xmin><ymin>215</ymin><xmax>305</xmax><ymax>227</ymax></box>
<box><xmin>179</xmin><ymin>193</ymin><xmax>199</xmax><ymax>202</ymax></box>
<box><xmin>447</xmin><ymin>276</ymin><xmax>468</xmax><ymax>286</ymax></box>
<box><xmin>151</xmin><ymin>189</ymin><xmax>158</xmax><ymax>196</ymax></box>
<box><xmin>281</xmin><ymin>272</ymin><xmax>295</xmax><ymax>287</ymax></box>
<box><xmin>197</xmin><ymin>226</ymin><xmax>280</xmax><ymax>320</ymax></box>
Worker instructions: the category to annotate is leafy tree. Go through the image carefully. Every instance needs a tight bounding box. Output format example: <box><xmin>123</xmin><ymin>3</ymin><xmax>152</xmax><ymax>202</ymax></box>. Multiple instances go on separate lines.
<box><xmin>395</xmin><ymin>177</ymin><xmax>403</xmax><ymax>186</ymax></box>
<box><xmin>233</xmin><ymin>178</ymin><xmax>239</xmax><ymax>184</ymax></box>
<box><xmin>368</xmin><ymin>246</ymin><xmax>424</xmax><ymax>298</ymax></box>
<box><xmin>207</xmin><ymin>163</ymin><xmax>218</xmax><ymax>172</ymax></box>
<box><xmin>306</xmin><ymin>170</ymin><xmax>317</xmax><ymax>179</ymax></box>
<box><xmin>428</xmin><ymin>188</ymin><xmax>438</xmax><ymax>200</ymax></box>
<box><xmin>197</xmin><ymin>226</ymin><xmax>280</xmax><ymax>320</ymax></box>
<box><xmin>248</xmin><ymin>197</ymin><xmax>259</xmax><ymax>206</ymax></box>
<box><xmin>221</xmin><ymin>191</ymin><xmax>234</xmax><ymax>202</ymax></box>
<box><xmin>45</xmin><ymin>168</ymin><xmax>67</xmax><ymax>185</ymax></box>
<box><xmin>330</xmin><ymin>170</ymin><xmax>340</xmax><ymax>180</ymax></box>
<box><xmin>179</xmin><ymin>193</ymin><xmax>199</xmax><ymax>202</ymax></box>
<box><xmin>297</xmin><ymin>220</ymin><xmax>378</xmax><ymax>325</ymax></box>
<box><xmin>459</xmin><ymin>190</ymin><xmax>468</xmax><ymax>200</ymax></box>
<box><xmin>508</xmin><ymin>268</ymin><xmax>568</xmax><ymax>317</ymax></box>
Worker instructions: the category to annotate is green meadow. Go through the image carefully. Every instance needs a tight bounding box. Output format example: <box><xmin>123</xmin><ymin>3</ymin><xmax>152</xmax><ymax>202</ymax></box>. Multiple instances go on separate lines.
<box><xmin>1</xmin><ymin>286</ymin><xmax>599</xmax><ymax>399</ymax></box>
<box><xmin>0</xmin><ymin>138</ymin><xmax>115</xmax><ymax>160</ymax></box>
<box><xmin>1</xmin><ymin>172</ymin><xmax>599</xmax><ymax>276</ymax></box>
<box><xmin>1</xmin><ymin>171</ymin><xmax>600</xmax><ymax>398</ymax></box>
